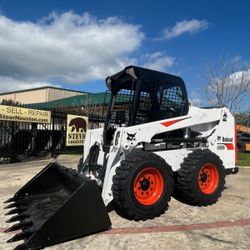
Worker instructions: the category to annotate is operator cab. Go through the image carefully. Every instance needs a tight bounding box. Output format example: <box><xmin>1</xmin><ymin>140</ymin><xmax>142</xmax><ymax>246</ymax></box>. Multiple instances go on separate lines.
<box><xmin>104</xmin><ymin>65</ymin><xmax>189</xmax><ymax>144</ymax></box>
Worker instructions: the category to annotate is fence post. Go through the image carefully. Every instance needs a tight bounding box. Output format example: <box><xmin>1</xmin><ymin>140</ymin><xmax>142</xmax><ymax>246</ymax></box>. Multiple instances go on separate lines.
<box><xmin>10</xmin><ymin>121</ymin><xmax>15</xmax><ymax>162</ymax></box>
<box><xmin>51</xmin><ymin>110</ymin><xmax>55</xmax><ymax>157</ymax></box>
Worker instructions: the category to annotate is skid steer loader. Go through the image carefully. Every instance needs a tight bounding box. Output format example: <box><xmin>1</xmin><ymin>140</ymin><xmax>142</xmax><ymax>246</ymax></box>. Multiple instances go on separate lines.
<box><xmin>4</xmin><ymin>66</ymin><xmax>238</xmax><ymax>249</ymax></box>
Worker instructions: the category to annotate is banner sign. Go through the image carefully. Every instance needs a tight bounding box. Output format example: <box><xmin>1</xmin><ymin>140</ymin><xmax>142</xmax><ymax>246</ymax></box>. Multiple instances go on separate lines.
<box><xmin>0</xmin><ymin>105</ymin><xmax>51</xmax><ymax>123</ymax></box>
<box><xmin>66</xmin><ymin>114</ymin><xmax>88</xmax><ymax>146</ymax></box>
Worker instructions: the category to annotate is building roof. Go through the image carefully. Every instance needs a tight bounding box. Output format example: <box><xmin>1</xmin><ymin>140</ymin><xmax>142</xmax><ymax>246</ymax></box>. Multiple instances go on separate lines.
<box><xmin>0</xmin><ymin>86</ymin><xmax>87</xmax><ymax>96</ymax></box>
<box><xmin>25</xmin><ymin>92</ymin><xmax>110</xmax><ymax>109</ymax></box>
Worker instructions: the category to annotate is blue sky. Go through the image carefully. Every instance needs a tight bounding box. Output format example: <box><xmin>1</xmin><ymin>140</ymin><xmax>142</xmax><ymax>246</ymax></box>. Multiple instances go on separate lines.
<box><xmin>0</xmin><ymin>0</ymin><xmax>249</xmax><ymax>106</ymax></box>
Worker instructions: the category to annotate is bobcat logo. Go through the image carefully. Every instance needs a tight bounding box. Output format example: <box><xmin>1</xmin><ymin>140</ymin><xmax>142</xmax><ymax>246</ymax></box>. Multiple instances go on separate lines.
<box><xmin>217</xmin><ymin>136</ymin><xmax>222</xmax><ymax>142</ymax></box>
<box><xmin>127</xmin><ymin>132</ymin><xmax>136</xmax><ymax>141</ymax></box>
<box><xmin>69</xmin><ymin>117</ymin><xmax>87</xmax><ymax>133</ymax></box>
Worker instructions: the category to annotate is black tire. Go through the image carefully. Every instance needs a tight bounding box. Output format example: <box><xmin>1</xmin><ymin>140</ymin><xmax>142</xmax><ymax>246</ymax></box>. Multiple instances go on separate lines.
<box><xmin>237</xmin><ymin>139</ymin><xmax>246</xmax><ymax>152</ymax></box>
<box><xmin>174</xmin><ymin>149</ymin><xmax>225</xmax><ymax>206</ymax></box>
<box><xmin>112</xmin><ymin>151</ymin><xmax>173</xmax><ymax>220</ymax></box>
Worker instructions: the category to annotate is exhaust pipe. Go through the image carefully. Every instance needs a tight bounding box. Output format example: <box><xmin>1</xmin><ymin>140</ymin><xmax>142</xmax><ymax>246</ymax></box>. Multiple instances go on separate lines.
<box><xmin>4</xmin><ymin>162</ymin><xmax>111</xmax><ymax>249</ymax></box>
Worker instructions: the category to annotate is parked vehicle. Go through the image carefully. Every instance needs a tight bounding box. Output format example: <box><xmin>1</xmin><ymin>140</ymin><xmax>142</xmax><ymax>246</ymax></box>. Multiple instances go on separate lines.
<box><xmin>4</xmin><ymin>66</ymin><xmax>238</xmax><ymax>249</ymax></box>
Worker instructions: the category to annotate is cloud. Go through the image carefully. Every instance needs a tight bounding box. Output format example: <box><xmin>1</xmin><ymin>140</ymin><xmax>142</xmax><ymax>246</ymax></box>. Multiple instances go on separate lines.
<box><xmin>228</xmin><ymin>69</ymin><xmax>250</xmax><ymax>84</ymax></box>
<box><xmin>189</xmin><ymin>90</ymin><xmax>202</xmax><ymax>106</ymax></box>
<box><xmin>210</xmin><ymin>69</ymin><xmax>250</xmax><ymax>90</ymax></box>
<box><xmin>142</xmin><ymin>52</ymin><xmax>175</xmax><ymax>72</ymax></box>
<box><xmin>0</xmin><ymin>12</ymin><xmax>144</xmax><ymax>90</ymax></box>
<box><xmin>0</xmin><ymin>77</ymin><xmax>58</xmax><ymax>92</ymax></box>
<box><xmin>208</xmin><ymin>68</ymin><xmax>250</xmax><ymax>110</ymax></box>
<box><xmin>162</xmin><ymin>19</ymin><xmax>209</xmax><ymax>40</ymax></box>
<box><xmin>189</xmin><ymin>97</ymin><xmax>201</xmax><ymax>106</ymax></box>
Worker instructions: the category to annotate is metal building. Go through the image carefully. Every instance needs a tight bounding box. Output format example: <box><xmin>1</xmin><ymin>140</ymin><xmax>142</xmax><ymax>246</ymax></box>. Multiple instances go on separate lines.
<box><xmin>0</xmin><ymin>86</ymin><xmax>87</xmax><ymax>104</ymax></box>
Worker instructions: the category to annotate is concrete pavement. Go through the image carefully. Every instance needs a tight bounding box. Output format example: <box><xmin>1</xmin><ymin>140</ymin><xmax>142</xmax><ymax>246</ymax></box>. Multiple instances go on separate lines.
<box><xmin>0</xmin><ymin>155</ymin><xmax>249</xmax><ymax>250</ymax></box>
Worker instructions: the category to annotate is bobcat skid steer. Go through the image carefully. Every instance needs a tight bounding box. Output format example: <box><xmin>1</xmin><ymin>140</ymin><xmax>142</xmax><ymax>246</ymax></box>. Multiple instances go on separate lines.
<box><xmin>4</xmin><ymin>66</ymin><xmax>238</xmax><ymax>249</ymax></box>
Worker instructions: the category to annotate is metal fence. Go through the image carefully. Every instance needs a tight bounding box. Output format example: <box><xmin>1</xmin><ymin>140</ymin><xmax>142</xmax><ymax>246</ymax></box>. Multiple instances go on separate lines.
<box><xmin>0</xmin><ymin>109</ymin><xmax>105</xmax><ymax>164</ymax></box>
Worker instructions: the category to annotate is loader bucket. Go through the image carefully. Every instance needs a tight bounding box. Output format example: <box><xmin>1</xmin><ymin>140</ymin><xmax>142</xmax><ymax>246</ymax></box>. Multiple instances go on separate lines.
<box><xmin>4</xmin><ymin>162</ymin><xmax>111</xmax><ymax>250</ymax></box>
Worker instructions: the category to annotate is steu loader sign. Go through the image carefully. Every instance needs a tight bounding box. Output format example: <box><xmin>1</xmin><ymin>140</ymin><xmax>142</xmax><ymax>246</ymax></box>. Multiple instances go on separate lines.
<box><xmin>66</xmin><ymin>114</ymin><xmax>88</xmax><ymax>146</ymax></box>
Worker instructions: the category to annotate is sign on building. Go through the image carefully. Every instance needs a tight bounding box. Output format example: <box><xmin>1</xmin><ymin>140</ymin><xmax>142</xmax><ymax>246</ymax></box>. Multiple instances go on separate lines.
<box><xmin>0</xmin><ymin>105</ymin><xmax>51</xmax><ymax>123</ymax></box>
<box><xmin>66</xmin><ymin>114</ymin><xmax>88</xmax><ymax>146</ymax></box>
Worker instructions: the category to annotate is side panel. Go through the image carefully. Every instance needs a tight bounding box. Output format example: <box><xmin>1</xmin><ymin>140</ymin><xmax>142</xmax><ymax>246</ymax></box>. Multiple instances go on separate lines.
<box><xmin>207</xmin><ymin>109</ymin><xmax>236</xmax><ymax>169</ymax></box>
<box><xmin>156</xmin><ymin>108</ymin><xmax>236</xmax><ymax>171</ymax></box>
<box><xmin>154</xmin><ymin>148</ymin><xmax>194</xmax><ymax>171</ymax></box>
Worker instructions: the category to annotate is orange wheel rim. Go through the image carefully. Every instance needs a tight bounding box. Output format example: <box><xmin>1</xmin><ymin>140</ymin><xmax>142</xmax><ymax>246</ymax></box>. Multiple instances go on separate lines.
<box><xmin>198</xmin><ymin>163</ymin><xmax>219</xmax><ymax>194</ymax></box>
<box><xmin>133</xmin><ymin>167</ymin><xmax>164</xmax><ymax>205</ymax></box>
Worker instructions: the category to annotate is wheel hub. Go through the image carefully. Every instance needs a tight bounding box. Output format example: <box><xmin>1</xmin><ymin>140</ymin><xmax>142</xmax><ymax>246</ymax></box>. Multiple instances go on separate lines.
<box><xmin>200</xmin><ymin>172</ymin><xmax>207</xmax><ymax>182</ymax></box>
<box><xmin>140</xmin><ymin>179</ymin><xmax>150</xmax><ymax>191</ymax></box>
<box><xmin>198</xmin><ymin>163</ymin><xmax>219</xmax><ymax>194</ymax></box>
<box><xmin>133</xmin><ymin>167</ymin><xmax>164</xmax><ymax>205</ymax></box>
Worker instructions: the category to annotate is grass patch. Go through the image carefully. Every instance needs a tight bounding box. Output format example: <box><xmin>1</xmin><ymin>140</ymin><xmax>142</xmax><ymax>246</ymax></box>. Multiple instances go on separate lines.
<box><xmin>238</xmin><ymin>152</ymin><xmax>250</xmax><ymax>166</ymax></box>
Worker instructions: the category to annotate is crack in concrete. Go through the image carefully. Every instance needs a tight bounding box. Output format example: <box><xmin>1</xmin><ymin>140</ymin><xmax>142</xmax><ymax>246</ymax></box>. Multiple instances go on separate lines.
<box><xmin>200</xmin><ymin>233</ymin><xmax>233</xmax><ymax>245</ymax></box>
